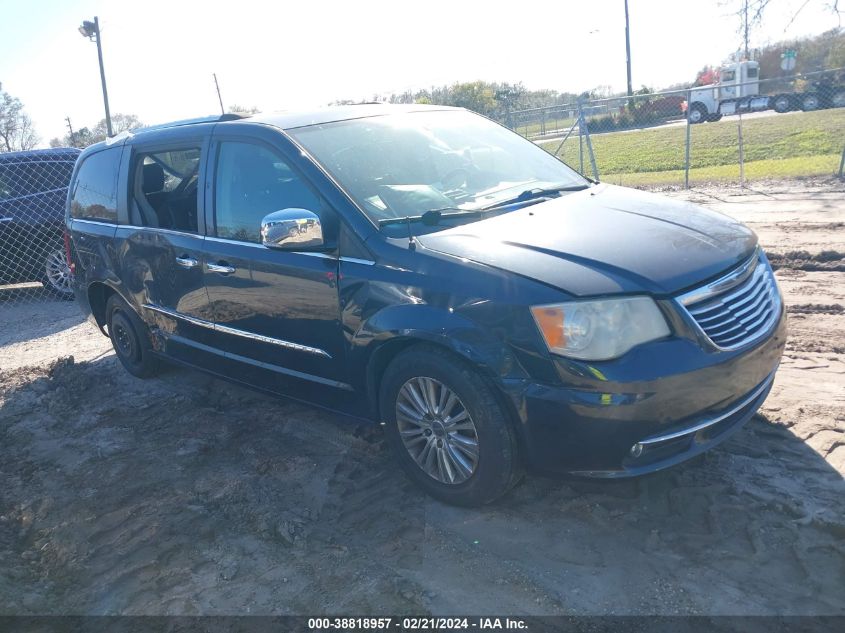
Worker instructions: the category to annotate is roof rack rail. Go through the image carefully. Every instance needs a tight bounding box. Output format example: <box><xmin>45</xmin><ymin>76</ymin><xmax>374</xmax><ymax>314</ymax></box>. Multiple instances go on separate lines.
<box><xmin>135</xmin><ymin>113</ymin><xmax>246</xmax><ymax>134</ymax></box>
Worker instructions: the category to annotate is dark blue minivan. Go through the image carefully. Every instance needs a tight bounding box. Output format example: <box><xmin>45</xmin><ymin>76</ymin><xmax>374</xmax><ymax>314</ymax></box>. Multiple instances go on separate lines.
<box><xmin>1</xmin><ymin>148</ymin><xmax>80</xmax><ymax>296</ymax></box>
<box><xmin>66</xmin><ymin>105</ymin><xmax>786</xmax><ymax>505</ymax></box>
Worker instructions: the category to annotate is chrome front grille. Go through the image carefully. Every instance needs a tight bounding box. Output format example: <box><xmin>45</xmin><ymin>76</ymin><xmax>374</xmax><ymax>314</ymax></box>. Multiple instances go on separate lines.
<box><xmin>679</xmin><ymin>250</ymin><xmax>781</xmax><ymax>350</ymax></box>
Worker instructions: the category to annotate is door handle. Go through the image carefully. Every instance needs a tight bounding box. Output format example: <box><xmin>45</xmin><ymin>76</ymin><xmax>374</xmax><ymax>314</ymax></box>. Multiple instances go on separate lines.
<box><xmin>175</xmin><ymin>256</ymin><xmax>199</xmax><ymax>268</ymax></box>
<box><xmin>207</xmin><ymin>261</ymin><xmax>236</xmax><ymax>275</ymax></box>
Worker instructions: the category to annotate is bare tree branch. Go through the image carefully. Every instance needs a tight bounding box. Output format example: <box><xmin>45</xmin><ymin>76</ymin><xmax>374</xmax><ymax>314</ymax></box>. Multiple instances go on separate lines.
<box><xmin>727</xmin><ymin>0</ymin><xmax>843</xmax><ymax>56</ymax></box>
<box><xmin>784</xmin><ymin>0</ymin><xmax>813</xmax><ymax>32</ymax></box>
<box><xmin>0</xmin><ymin>91</ymin><xmax>40</xmax><ymax>153</ymax></box>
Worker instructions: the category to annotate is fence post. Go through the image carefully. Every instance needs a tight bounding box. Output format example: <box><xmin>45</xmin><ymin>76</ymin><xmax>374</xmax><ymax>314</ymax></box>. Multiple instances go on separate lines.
<box><xmin>684</xmin><ymin>89</ymin><xmax>692</xmax><ymax>189</ymax></box>
<box><xmin>579</xmin><ymin>106</ymin><xmax>600</xmax><ymax>181</ymax></box>
<box><xmin>839</xmin><ymin>144</ymin><xmax>845</xmax><ymax>180</ymax></box>
<box><xmin>579</xmin><ymin>113</ymin><xmax>585</xmax><ymax>174</ymax></box>
<box><xmin>737</xmin><ymin>112</ymin><xmax>745</xmax><ymax>188</ymax></box>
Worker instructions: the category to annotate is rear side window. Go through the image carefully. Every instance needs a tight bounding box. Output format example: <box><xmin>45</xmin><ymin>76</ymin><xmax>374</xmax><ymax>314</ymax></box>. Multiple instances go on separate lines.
<box><xmin>70</xmin><ymin>148</ymin><xmax>121</xmax><ymax>222</ymax></box>
<box><xmin>131</xmin><ymin>148</ymin><xmax>201</xmax><ymax>232</ymax></box>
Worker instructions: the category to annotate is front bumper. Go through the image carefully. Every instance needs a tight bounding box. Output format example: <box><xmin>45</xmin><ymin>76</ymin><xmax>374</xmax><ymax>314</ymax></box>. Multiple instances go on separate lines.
<box><xmin>505</xmin><ymin>302</ymin><xmax>786</xmax><ymax>476</ymax></box>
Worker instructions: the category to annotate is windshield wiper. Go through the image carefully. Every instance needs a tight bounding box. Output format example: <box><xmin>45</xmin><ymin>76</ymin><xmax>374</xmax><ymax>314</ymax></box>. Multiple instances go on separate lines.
<box><xmin>377</xmin><ymin>183</ymin><xmax>591</xmax><ymax>227</ymax></box>
<box><xmin>481</xmin><ymin>183</ymin><xmax>591</xmax><ymax>211</ymax></box>
<box><xmin>377</xmin><ymin>207</ymin><xmax>483</xmax><ymax>228</ymax></box>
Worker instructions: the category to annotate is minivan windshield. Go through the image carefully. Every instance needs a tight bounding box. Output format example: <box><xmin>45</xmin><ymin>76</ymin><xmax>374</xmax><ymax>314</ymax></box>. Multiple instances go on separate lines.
<box><xmin>288</xmin><ymin>109</ymin><xmax>589</xmax><ymax>234</ymax></box>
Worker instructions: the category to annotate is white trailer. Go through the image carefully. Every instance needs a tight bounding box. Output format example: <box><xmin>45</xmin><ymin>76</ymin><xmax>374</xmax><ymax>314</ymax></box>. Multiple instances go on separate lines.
<box><xmin>686</xmin><ymin>61</ymin><xmax>845</xmax><ymax>124</ymax></box>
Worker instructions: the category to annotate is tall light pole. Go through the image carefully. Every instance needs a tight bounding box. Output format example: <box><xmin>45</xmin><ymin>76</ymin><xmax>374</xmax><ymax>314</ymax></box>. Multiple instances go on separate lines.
<box><xmin>624</xmin><ymin>0</ymin><xmax>633</xmax><ymax>108</ymax></box>
<box><xmin>79</xmin><ymin>16</ymin><xmax>113</xmax><ymax>137</ymax></box>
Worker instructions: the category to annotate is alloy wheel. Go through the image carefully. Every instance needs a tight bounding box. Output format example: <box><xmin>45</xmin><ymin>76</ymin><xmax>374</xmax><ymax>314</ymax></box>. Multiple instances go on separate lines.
<box><xmin>395</xmin><ymin>376</ymin><xmax>480</xmax><ymax>485</ymax></box>
<box><xmin>45</xmin><ymin>249</ymin><xmax>73</xmax><ymax>295</ymax></box>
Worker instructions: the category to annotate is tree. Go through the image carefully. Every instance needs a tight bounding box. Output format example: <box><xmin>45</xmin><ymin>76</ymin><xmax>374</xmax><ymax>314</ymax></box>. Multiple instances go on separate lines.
<box><xmin>724</xmin><ymin>0</ymin><xmax>844</xmax><ymax>59</ymax></box>
<box><xmin>93</xmin><ymin>113</ymin><xmax>142</xmax><ymax>139</ymax></box>
<box><xmin>50</xmin><ymin>127</ymin><xmax>95</xmax><ymax>149</ymax></box>
<box><xmin>694</xmin><ymin>66</ymin><xmax>720</xmax><ymax>86</ymax></box>
<box><xmin>589</xmin><ymin>85</ymin><xmax>614</xmax><ymax>100</ymax></box>
<box><xmin>447</xmin><ymin>81</ymin><xmax>498</xmax><ymax>117</ymax></box>
<box><xmin>49</xmin><ymin>114</ymin><xmax>143</xmax><ymax>148</ymax></box>
<box><xmin>228</xmin><ymin>104</ymin><xmax>260</xmax><ymax>115</ymax></box>
<box><xmin>0</xmin><ymin>91</ymin><xmax>39</xmax><ymax>153</ymax></box>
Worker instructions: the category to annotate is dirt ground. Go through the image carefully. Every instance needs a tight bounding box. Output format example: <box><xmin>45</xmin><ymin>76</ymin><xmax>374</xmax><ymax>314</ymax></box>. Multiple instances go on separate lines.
<box><xmin>1</xmin><ymin>178</ymin><xmax>843</xmax><ymax>616</ymax></box>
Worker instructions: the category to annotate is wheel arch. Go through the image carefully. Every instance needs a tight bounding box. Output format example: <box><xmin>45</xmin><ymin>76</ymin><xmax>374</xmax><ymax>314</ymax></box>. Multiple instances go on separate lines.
<box><xmin>87</xmin><ymin>281</ymin><xmax>119</xmax><ymax>333</ymax></box>
<box><xmin>354</xmin><ymin>304</ymin><xmax>528</xmax><ymax>450</ymax></box>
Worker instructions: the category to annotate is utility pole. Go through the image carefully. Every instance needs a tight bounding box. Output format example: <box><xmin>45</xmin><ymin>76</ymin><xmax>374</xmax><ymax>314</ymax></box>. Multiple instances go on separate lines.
<box><xmin>79</xmin><ymin>16</ymin><xmax>113</xmax><ymax>137</ymax></box>
<box><xmin>624</xmin><ymin>0</ymin><xmax>633</xmax><ymax>108</ymax></box>
<box><xmin>65</xmin><ymin>116</ymin><xmax>76</xmax><ymax>146</ymax></box>
<box><xmin>742</xmin><ymin>0</ymin><xmax>750</xmax><ymax>59</ymax></box>
<box><xmin>93</xmin><ymin>17</ymin><xmax>112</xmax><ymax>137</ymax></box>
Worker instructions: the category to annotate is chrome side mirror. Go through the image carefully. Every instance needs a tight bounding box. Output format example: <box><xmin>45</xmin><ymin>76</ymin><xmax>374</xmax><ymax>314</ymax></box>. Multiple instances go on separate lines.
<box><xmin>261</xmin><ymin>208</ymin><xmax>323</xmax><ymax>250</ymax></box>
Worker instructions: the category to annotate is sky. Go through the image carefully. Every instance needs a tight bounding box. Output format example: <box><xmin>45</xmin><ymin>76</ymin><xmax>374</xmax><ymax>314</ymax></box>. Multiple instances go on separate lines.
<box><xmin>0</xmin><ymin>0</ymin><xmax>841</xmax><ymax>145</ymax></box>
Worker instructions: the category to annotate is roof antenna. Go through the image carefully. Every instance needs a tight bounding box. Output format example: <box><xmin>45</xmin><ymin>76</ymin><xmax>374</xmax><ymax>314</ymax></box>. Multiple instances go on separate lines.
<box><xmin>406</xmin><ymin>216</ymin><xmax>416</xmax><ymax>251</ymax></box>
<box><xmin>213</xmin><ymin>73</ymin><xmax>225</xmax><ymax>115</ymax></box>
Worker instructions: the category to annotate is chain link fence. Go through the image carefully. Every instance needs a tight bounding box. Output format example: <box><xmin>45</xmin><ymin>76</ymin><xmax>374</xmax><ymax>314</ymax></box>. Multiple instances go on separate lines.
<box><xmin>0</xmin><ymin>148</ymin><xmax>80</xmax><ymax>303</ymax></box>
<box><xmin>515</xmin><ymin>66</ymin><xmax>845</xmax><ymax>190</ymax></box>
<box><xmin>2</xmin><ymin>68</ymin><xmax>844</xmax><ymax>307</ymax></box>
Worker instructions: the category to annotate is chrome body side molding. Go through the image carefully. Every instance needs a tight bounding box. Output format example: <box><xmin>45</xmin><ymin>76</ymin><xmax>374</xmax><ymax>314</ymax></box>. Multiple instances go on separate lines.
<box><xmin>142</xmin><ymin>303</ymin><xmax>332</xmax><ymax>359</ymax></box>
<box><xmin>166</xmin><ymin>334</ymin><xmax>352</xmax><ymax>391</ymax></box>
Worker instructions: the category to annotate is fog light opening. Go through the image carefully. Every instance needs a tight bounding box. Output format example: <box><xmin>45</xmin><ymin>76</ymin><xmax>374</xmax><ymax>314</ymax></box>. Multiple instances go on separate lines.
<box><xmin>630</xmin><ymin>442</ymin><xmax>644</xmax><ymax>458</ymax></box>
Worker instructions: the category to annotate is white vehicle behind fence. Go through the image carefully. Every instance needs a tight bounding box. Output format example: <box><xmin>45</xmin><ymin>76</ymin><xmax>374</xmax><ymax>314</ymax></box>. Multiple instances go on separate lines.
<box><xmin>686</xmin><ymin>61</ymin><xmax>845</xmax><ymax>124</ymax></box>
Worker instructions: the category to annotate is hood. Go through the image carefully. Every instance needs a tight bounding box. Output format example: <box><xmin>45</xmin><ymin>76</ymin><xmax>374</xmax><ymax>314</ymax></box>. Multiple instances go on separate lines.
<box><xmin>415</xmin><ymin>184</ymin><xmax>757</xmax><ymax>297</ymax></box>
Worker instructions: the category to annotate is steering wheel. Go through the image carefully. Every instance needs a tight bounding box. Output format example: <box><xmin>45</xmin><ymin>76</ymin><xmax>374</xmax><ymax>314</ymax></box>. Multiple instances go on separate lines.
<box><xmin>440</xmin><ymin>167</ymin><xmax>470</xmax><ymax>191</ymax></box>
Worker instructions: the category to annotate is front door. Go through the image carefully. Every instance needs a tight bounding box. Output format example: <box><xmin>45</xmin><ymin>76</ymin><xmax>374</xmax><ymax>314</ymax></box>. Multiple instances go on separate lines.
<box><xmin>202</xmin><ymin>135</ymin><xmax>349</xmax><ymax>398</ymax></box>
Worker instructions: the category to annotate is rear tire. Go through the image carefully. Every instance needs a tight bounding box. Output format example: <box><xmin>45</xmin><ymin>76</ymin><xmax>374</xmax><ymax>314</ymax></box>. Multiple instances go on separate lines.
<box><xmin>772</xmin><ymin>94</ymin><xmax>793</xmax><ymax>113</ymax></box>
<box><xmin>106</xmin><ymin>295</ymin><xmax>161</xmax><ymax>378</ymax></box>
<box><xmin>379</xmin><ymin>345</ymin><xmax>522</xmax><ymax>506</ymax></box>
<box><xmin>801</xmin><ymin>93</ymin><xmax>820</xmax><ymax>111</ymax></box>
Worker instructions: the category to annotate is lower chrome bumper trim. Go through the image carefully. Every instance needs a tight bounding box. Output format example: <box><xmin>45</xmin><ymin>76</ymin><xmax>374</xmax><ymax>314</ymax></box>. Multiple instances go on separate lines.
<box><xmin>638</xmin><ymin>369</ymin><xmax>776</xmax><ymax>446</ymax></box>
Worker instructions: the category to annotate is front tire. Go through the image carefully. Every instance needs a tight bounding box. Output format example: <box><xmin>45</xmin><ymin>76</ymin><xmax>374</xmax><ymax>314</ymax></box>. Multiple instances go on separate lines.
<box><xmin>379</xmin><ymin>345</ymin><xmax>522</xmax><ymax>506</ymax></box>
<box><xmin>106</xmin><ymin>295</ymin><xmax>161</xmax><ymax>378</ymax></box>
<box><xmin>687</xmin><ymin>103</ymin><xmax>707</xmax><ymax>124</ymax></box>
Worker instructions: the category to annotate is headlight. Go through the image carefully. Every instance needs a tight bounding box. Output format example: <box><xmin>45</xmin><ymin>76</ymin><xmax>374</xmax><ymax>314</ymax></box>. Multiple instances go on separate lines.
<box><xmin>530</xmin><ymin>296</ymin><xmax>670</xmax><ymax>361</ymax></box>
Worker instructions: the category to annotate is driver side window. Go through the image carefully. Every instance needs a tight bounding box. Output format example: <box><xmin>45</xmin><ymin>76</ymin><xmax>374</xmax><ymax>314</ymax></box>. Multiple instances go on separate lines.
<box><xmin>214</xmin><ymin>141</ymin><xmax>322</xmax><ymax>243</ymax></box>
